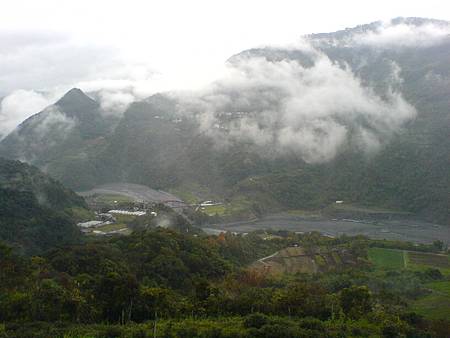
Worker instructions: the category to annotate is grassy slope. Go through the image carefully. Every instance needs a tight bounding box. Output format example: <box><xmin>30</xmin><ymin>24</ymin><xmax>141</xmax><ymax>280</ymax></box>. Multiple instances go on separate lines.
<box><xmin>368</xmin><ymin>247</ymin><xmax>405</xmax><ymax>270</ymax></box>
<box><xmin>408</xmin><ymin>253</ymin><xmax>450</xmax><ymax>319</ymax></box>
<box><xmin>411</xmin><ymin>281</ymin><xmax>450</xmax><ymax>320</ymax></box>
<box><xmin>368</xmin><ymin>247</ymin><xmax>450</xmax><ymax>319</ymax></box>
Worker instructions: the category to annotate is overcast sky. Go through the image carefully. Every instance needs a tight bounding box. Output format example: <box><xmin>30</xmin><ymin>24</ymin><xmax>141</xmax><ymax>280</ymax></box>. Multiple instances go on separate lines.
<box><xmin>1</xmin><ymin>0</ymin><xmax>449</xmax><ymax>96</ymax></box>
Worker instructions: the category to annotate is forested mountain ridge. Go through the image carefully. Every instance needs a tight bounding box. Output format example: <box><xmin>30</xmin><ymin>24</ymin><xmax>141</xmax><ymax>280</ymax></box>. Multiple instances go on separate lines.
<box><xmin>228</xmin><ymin>18</ymin><xmax>450</xmax><ymax>223</ymax></box>
<box><xmin>0</xmin><ymin>158</ymin><xmax>88</xmax><ymax>254</ymax></box>
<box><xmin>0</xmin><ymin>18</ymin><xmax>448</xmax><ymax>224</ymax></box>
<box><xmin>0</xmin><ymin>88</ymin><xmax>119</xmax><ymax>189</ymax></box>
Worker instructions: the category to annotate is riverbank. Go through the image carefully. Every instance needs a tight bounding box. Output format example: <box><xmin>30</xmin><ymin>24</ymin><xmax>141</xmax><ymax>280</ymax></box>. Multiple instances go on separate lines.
<box><xmin>205</xmin><ymin>213</ymin><xmax>449</xmax><ymax>244</ymax></box>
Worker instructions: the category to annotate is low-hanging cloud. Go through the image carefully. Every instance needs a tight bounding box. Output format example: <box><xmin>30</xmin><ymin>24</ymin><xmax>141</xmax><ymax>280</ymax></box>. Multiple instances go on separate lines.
<box><xmin>0</xmin><ymin>90</ymin><xmax>60</xmax><ymax>139</ymax></box>
<box><xmin>4</xmin><ymin>106</ymin><xmax>77</xmax><ymax>164</ymax></box>
<box><xmin>33</xmin><ymin>106</ymin><xmax>76</xmax><ymax>141</ymax></box>
<box><xmin>314</xmin><ymin>18</ymin><xmax>450</xmax><ymax>48</ymax></box>
<box><xmin>354</xmin><ymin>22</ymin><xmax>450</xmax><ymax>47</ymax></box>
<box><xmin>0</xmin><ymin>30</ymin><xmax>160</xmax><ymax>125</ymax></box>
<box><xmin>2</xmin><ymin>18</ymin><xmax>444</xmax><ymax>161</ymax></box>
<box><xmin>177</xmin><ymin>47</ymin><xmax>416</xmax><ymax>162</ymax></box>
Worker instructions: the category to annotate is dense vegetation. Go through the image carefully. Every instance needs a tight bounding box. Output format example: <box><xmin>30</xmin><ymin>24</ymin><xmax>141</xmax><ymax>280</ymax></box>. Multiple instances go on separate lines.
<box><xmin>0</xmin><ymin>17</ymin><xmax>449</xmax><ymax>338</ymax></box>
<box><xmin>0</xmin><ymin>158</ymin><xmax>88</xmax><ymax>254</ymax></box>
<box><xmin>1</xmin><ymin>228</ymin><xmax>449</xmax><ymax>337</ymax></box>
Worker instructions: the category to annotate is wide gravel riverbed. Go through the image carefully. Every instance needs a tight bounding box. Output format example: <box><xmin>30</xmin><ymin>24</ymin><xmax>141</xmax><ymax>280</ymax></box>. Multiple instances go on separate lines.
<box><xmin>205</xmin><ymin>213</ymin><xmax>449</xmax><ymax>244</ymax></box>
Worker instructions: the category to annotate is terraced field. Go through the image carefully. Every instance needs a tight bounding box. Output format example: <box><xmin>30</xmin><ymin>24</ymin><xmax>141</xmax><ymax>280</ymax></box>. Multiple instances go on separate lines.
<box><xmin>408</xmin><ymin>251</ymin><xmax>450</xmax><ymax>270</ymax></box>
<box><xmin>368</xmin><ymin>247</ymin><xmax>450</xmax><ymax>270</ymax></box>
<box><xmin>251</xmin><ymin>246</ymin><xmax>357</xmax><ymax>275</ymax></box>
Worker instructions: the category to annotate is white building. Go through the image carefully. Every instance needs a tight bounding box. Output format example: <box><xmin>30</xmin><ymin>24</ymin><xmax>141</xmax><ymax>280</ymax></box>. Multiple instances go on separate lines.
<box><xmin>108</xmin><ymin>210</ymin><xmax>147</xmax><ymax>216</ymax></box>
<box><xmin>77</xmin><ymin>220</ymin><xmax>104</xmax><ymax>228</ymax></box>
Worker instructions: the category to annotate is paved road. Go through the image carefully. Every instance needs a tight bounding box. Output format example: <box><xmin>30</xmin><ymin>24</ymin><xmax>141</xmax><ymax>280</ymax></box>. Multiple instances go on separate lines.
<box><xmin>206</xmin><ymin>213</ymin><xmax>450</xmax><ymax>244</ymax></box>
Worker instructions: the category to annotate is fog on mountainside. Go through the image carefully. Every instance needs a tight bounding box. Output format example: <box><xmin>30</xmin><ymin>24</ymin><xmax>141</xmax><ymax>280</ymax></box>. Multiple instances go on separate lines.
<box><xmin>1</xmin><ymin>17</ymin><xmax>448</xmax><ymax>224</ymax></box>
<box><xmin>1</xmin><ymin>16</ymin><xmax>450</xmax><ymax>337</ymax></box>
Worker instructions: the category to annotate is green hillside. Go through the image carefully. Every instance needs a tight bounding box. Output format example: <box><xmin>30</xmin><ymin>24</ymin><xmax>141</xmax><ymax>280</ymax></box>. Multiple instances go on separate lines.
<box><xmin>0</xmin><ymin>89</ymin><xmax>119</xmax><ymax>190</ymax></box>
<box><xmin>1</xmin><ymin>230</ymin><xmax>449</xmax><ymax>337</ymax></box>
<box><xmin>0</xmin><ymin>158</ymin><xmax>88</xmax><ymax>254</ymax></box>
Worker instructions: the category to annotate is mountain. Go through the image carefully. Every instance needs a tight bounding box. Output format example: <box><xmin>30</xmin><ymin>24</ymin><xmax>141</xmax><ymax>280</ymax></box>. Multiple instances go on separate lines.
<box><xmin>0</xmin><ymin>18</ymin><xmax>448</xmax><ymax>224</ymax></box>
<box><xmin>97</xmin><ymin>94</ymin><xmax>229</xmax><ymax>190</ymax></box>
<box><xmin>0</xmin><ymin>88</ymin><xmax>119</xmax><ymax>189</ymax></box>
<box><xmin>0</xmin><ymin>157</ymin><xmax>88</xmax><ymax>254</ymax></box>
<box><xmin>226</xmin><ymin>17</ymin><xmax>450</xmax><ymax>223</ymax></box>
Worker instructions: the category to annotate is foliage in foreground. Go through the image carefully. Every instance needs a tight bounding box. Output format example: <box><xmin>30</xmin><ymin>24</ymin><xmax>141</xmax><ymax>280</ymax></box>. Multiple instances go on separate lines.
<box><xmin>1</xmin><ymin>230</ymin><xmax>449</xmax><ymax>337</ymax></box>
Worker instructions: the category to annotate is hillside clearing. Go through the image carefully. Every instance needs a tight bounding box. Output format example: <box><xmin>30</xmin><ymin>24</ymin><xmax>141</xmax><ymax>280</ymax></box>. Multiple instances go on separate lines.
<box><xmin>368</xmin><ymin>247</ymin><xmax>405</xmax><ymax>269</ymax></box>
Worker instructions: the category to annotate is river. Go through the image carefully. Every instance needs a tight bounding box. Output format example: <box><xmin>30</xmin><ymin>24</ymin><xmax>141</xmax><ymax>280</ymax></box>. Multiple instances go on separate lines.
<box><xmin>204</xmin><ymin>213</ymin><xmax>449</xmax><ymax>244</ymax></box>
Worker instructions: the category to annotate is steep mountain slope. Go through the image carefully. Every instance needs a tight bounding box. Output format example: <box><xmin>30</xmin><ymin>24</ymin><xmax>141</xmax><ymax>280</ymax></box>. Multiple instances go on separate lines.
<box><xmin>226</xmin><ymin>18</ymin><xmax>450</xmax><ymax>223</ymax></box>
<box><xmin>96</xmin><ymin>18</ymin><xmax>449</xmax><ymax>222</ymax></box>
<box><xmin>97</xmin><ymin>94</ymin><xmax>240</xmax><ymax>191</ymax></box>
<box><xmin>0</xmin><ymin>158</ymin><xmax>88</xmax><ymax>254</ymax></box>
<box><xmin>0</xmin><ymin>88</ymin><xmax>118</xmax><ymax>189</ymax></box>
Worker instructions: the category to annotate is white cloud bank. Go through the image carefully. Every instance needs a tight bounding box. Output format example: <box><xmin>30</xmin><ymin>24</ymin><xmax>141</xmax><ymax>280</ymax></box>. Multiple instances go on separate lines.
<box><xmin>180</xmin><ymin>49</ymin><xmax>416</xmax><ymax>162</ymax></box>
<box><xmin>0</xmin><ymin>90</ymin><xmax>60</xmax><ymax>139</ymax></box>
<box><xmin>3</xmin><ymin>18</ymin><xmax>449</xmax><ymax>160</ymax></box>
<box><xmin>353</xmin><ymin>21</ymin><xmax>450</xmax><ymax>47</ymax></box>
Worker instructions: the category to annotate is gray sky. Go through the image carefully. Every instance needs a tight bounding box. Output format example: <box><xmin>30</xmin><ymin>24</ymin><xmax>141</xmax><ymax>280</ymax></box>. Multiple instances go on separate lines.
<box><xmin>1</xmin><ymin>0</ymin><xmax>449</xmax><ymax>95</ymax></box>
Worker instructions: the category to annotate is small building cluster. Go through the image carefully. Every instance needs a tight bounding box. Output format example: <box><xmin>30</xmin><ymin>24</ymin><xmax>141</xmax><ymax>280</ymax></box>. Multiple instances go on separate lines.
<box><xmin>76</xmin><ymin>207</ymin><xmax>159</xmax><ymax>236</ymax></box>
<box><xmin>108</xmin><ymin>210</ymin><xmax>147</xmax><ymax>216</ymax></box>
<box><xmin>200</xmin><ymin>200</ymin><xmax>222</xmax><ymax>207</ymax></box>
<box><xmin>77</xmin><ymin>220</ymin><xmax>109</xmax><ymax>228</ymax></box>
